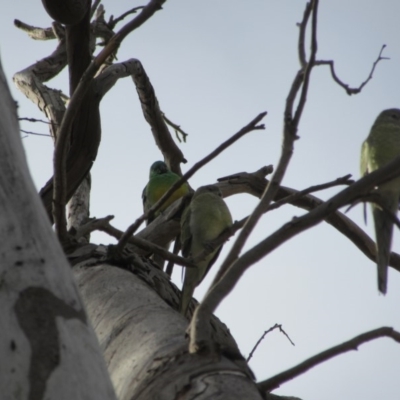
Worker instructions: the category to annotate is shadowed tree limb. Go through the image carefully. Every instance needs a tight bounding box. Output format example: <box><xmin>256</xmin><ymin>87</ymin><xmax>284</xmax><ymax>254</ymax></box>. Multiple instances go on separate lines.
<box><xmin>130</xmin><ymin>59</ymin><xmax>187</xmax><ymax>174</ymax></box>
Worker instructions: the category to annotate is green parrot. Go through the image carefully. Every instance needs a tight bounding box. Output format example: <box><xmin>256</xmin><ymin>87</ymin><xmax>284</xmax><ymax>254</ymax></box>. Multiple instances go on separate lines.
<box><xmin>142</xmin><ymin>161</ymin><xmax>190</xmax><ymax>269</ymax></box>
<box><xmin>142</xmin><ymin>160</ymin><xmax>190</xmax><ymax>224</ymax></box>
<box><xmin>360</xmin><ymin>108</ymin><xmax>400</xmax><ymax>294</ymax></box>
<box><xmin>180</xmin><ymin>185</ymin><xmax>233</xmax><ymax>315</ymax></box>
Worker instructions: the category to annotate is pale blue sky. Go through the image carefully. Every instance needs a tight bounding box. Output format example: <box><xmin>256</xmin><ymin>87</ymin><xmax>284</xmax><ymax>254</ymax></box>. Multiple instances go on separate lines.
<box><xmin>1</xmin><ymin>1</ymin><xmax>400</xmax><ymax>399</ymax></box>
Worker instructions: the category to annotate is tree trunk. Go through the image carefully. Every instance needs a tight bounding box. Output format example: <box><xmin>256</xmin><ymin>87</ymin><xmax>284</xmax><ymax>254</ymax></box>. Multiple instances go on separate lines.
<box><xmin>73</xmin><ymin>256</ymin><xmax>263</xmax><ymax>400</ymax></box>
<box><xmin>0</xmin><ymin>60</ymin><xmax>116</xmax><ymax>400</ymax></box>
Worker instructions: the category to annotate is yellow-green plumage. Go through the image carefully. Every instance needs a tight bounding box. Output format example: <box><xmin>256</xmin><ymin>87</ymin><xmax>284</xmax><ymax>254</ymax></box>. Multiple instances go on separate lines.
<box><xmin>142</xmin><ymin>161</ymin><xmax>190</xmax><ymax>224</ymax></box>
<box><xmin>180</xmin><ymin>185</ymin><xmax>232</xmax><ymax>315</ymax></box>
<box><xmin>360</xmin><ymin>108</ymin><xmax>400</xmax><ymax>294</ymax></box>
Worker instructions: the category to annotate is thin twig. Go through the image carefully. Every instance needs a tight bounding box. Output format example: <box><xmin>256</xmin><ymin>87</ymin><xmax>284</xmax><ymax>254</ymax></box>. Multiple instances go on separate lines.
<box><xmin>116</xmin><ymin>111</ymin><xmax>267</xmax><ymax>252</ymax></box>
<box><xmin>297</xmin><ymin>2</ymin><xmax>313</xmax><ymax>68</ymax></box>
<box><xmin>162</xmin><ymin>112</ymin><xmax>189</xmax><ymax>143</ymax></box>
<box><xmin>258</xmin><ymin>327</ymin><xmax>400</xmax><ymax>392</ymax></box>
<box><xmin>292</xmin><ymin>0</ymin><xmax>318</xmax><ymax>127</ymax></box>
<box><xmin>20</xmin><ymin>129</ymin><xmax>51</xmax><ymax>137</ymax></box>
<box><xmin>52</xmin><ymin>0</ymin><xmax>167</xmax><ymax>242</ymax></box>
<box><xmin>18</xmin><ymin>117</ymin><xmax>53</xmax><ymax>125</ymax></box>
<box><xmin>315</xmin><ymin>45</ymin><xmax>389</xmax><ymax>95</ymax></box>
<box><xmin>267</xmin><ymin>174</ymin><xmax>353</xmax><ymax>213</ymax></box>
<box><xmin>247</xmin><ymin>324</ymin><xmax>295</xmax><ymax>363</ymax></box>
<box><xmin>108</xmin><ymin>6</ymin><xmax>145</xmax><ymax>29</ymax></box>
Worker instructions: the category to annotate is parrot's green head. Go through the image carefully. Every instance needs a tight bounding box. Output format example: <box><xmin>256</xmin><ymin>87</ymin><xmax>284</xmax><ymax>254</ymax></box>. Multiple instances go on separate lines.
<box><xmin>375</xmin><ymin>108</ymin><xmax>400</xmax><ymax>129</ymax></box>
<box><xmin>149</xmin><ymin>161</ymin><xmax>169</xmax><ymax>177</ymax></box>
<box><xmin>194</xmin><ymin>185</ymin><xmax>222</xmax><ymax>199</ymax></box>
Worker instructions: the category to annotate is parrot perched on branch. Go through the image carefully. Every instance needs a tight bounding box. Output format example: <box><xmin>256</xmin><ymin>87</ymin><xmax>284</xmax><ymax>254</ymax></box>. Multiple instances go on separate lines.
<box><xmin>142</xmin><ymin>160</ymin><xmax>190</xmax><ymax>224</ymax></box>
<box><xmin>180</xmin><ymin>185</ymin><xmax>232</xmax><ymax>316</ymax></box>
<box><xmin>142</xmin><ymin>161</ymin><xmax>190</xmax><ymax>268</ymax></box>
<box><xmin>360</xmin><ymin>108</ymin><xmax>400</xmax><ymax>294</ymax></box>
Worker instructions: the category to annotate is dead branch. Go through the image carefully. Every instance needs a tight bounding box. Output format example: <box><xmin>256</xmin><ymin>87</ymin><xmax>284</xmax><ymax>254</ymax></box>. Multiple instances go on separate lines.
<box><xmin>130</xmin><ymin>59</ymin><xmax>186</xmax><ymax>174</ymax></box>
<box><xmin>14</xmin><ymin>19</ymin><xmax>57</xmax><ymax>40</ymax></box>
<box><xmin>90</xmin><ymin>0</ymin><xmax>102</xmax><ymax>19</ymax></box>
<box><xmin>162</xmin><ymin>112</ymin><xmax>189</xmax><ymax>143</ymax></box>
<box><xmin>186</xmin><ymin>5</ymin><xmax>319</xmax><ymax>354</ymax></box>
<box><xmin>13</xmin><ymin>35</ymin><xmax>67</xmax><ymax>139</ymax></box>
<box><xmin>48</xmin><ymin>0</ymin><xmax>166</xmax><ymax>240</ymax></box>
<box><xmin>258</xmin><ymin>327</ymin><xmax>400</xmax><ymax>392</ymax></box>
<box><xmin>75</xmin><ymin>214</ymin><xmax>195</xmax><ymax>268</ymax></box>
<box><xmin>247</xmin><ymin>324</ymin><xmax>295</xmax><ymax>363</ymax></box>
<box><xmin>108</xmin><ymin>6</ymin><xmax>145</xmax><ymax>30</ymax></box>
<box><xmin>194</xmin><ymin>155</ymin><xmax>400</xmax><ymax>346</ymax></box>
<box><xmin>208</xmin><ymin>1</ymin><xmax>318</xmax><ymax>297</ymax></box>
<box><xmin>20</xmin><ymin>129</ymin><xmax>51</xmax><ymax>137</ymax></box>
<box><xmin>193</xmin><ymin>174</ymin><xmax>353</xmax><ymax>270</ymax></box>
<box><xmin>315</xmin><ymin>45</ymin><xmax>389</xmax><ymax>95</ymax></box>
<box><xmin>266</xmin><ymin>174</ymin><xmax>353</xmax><ymax>213</ymax></box>
<box><xmin>18</xmin><ymin>117</ymin><xmax>54</xmax><ymax>125</ymax></box>
<box><xmin>297</xmin><ymin>2</ymin><xmax>313</xmax><ymax>68</ymax></box>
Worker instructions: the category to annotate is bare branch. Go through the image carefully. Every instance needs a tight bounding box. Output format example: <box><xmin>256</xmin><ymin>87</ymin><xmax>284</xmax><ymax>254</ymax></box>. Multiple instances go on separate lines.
<box><xmin>162</xmin><ymin>112</ymin><xmax>189</xmax><ymax>143</ymax></box>
<box><xmin>90</xmin><ymin>0</ymin><xmax>102</xmax><ymax>19</ymax></box>
<box><xmin>108</xmin><ymin>6</ymin><xmax>145</xmax><ymax>29</ymax></box>
<box><xmin>315</xmin><ymin>45</ymin><xmax>389</xmax><ymax>95</ymax></box>
<box><xmin>121</xmin><ymin>236</ymin><xmax>195</xmax><ymax>269</ymax></box>
<box><xmin>18</xmin><ymin>117</ymin><xmax>54</xmax><ymax>125</ymax></box>
<box><xmin>267</xmin><ymin>174</ymin><xmax>353</xmax><ymax>213</ymax></box>
<box><xmin>116</xmin><ymin>112</ymin><xmax>267</xmax><ymax>252</ymax></box>
<box><xmin>20</xmin><ymin>129</ymin><xmax>51</xmax><ymax>137</ymax></box>
<box><xmin>292</xmin><ymin>0</ymin><xmax>318</xmax><ymax>127</ymax></box>
<box><xmin>14</xmin><ymin>19</ymin><xmax>56</xmax><ymax>40</ymax></box>
<box><xmin>130</xmin><ymin>60</ymin><xmax>186</xmax><ymax>174</ymax></box>
<box><xmin>73</xmin><ymin>215</ymin><xmax>115</xmax><ymax>239</ymax></box>
<box><xmin>194</xmin><ymin>155</ymin><xmax>400</xmax><ymax>344</ymax></box>
<box><xmin>297</xmin><ymin>2</ymin><xmax>313</xmax><ymax>69</ymax></box>
<box><xmin>258</xmin><ymin>327</ymin><xmax>400</xmax><ymax>392</ymax></box>
<box><xmin>13</xmin><ymin>38</ymin><xmax>67</xmax><ymax>139</ymax></box>
<box><xmin>76</xmin><ymin>215</ymin><xmax>195</xmax><ymax>268</ymax></box>
<box><xmin>218</xmin><ymin>169</ymin><xmax>400</xmax><ymax>271</ymax></box>
<box><xmin>194</xmin><ymin>174</ymin><xmax>353</xmax><ymax>267</ymax></box>
<box><xmin>247</xmin><ymin>324</ymin><xmax>295</xmax><ymax>363</ymax></box>
<box><xmin>211</xmin><ymin>0</ymin><xmax>319</xmax><ymax>296</ymax></box>
<box><xmin>51</xmin><ymin>0</ymin><xmax>167</xmax><ymax>241</ymax></box>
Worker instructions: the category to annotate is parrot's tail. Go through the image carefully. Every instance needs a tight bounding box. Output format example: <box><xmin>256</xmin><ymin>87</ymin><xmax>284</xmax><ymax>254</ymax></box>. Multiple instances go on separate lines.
<box><xmin>373</xmin><ymin>196</ymin><xmax>398</xmax><ymax>294</ymax></box>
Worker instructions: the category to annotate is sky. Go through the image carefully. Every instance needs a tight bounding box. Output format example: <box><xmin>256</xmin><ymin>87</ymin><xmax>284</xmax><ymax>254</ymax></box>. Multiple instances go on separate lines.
<box><xmin>1</xmin><ymin>1</ymin><xmax>400</xmax><ymax>399</ymax></box>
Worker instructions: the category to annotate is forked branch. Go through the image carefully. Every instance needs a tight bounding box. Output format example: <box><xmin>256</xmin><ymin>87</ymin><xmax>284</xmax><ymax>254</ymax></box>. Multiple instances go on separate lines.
<box><xmin>258</xmin><ymin>327</ymin><xmax>400</xmax><ymax>392</ymax></box>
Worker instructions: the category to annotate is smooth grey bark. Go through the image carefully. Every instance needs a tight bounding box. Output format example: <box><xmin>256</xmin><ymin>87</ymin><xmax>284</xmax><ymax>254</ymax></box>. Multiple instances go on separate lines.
<box><xmin>73</xmin><ymin>253</ymin><xmax>263</xmax><ymax>400</ymax></box>
<box><xmin>0</xmin><ymin>59</ymin><xmax>116</xmax><ymax>400</ymax></box>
